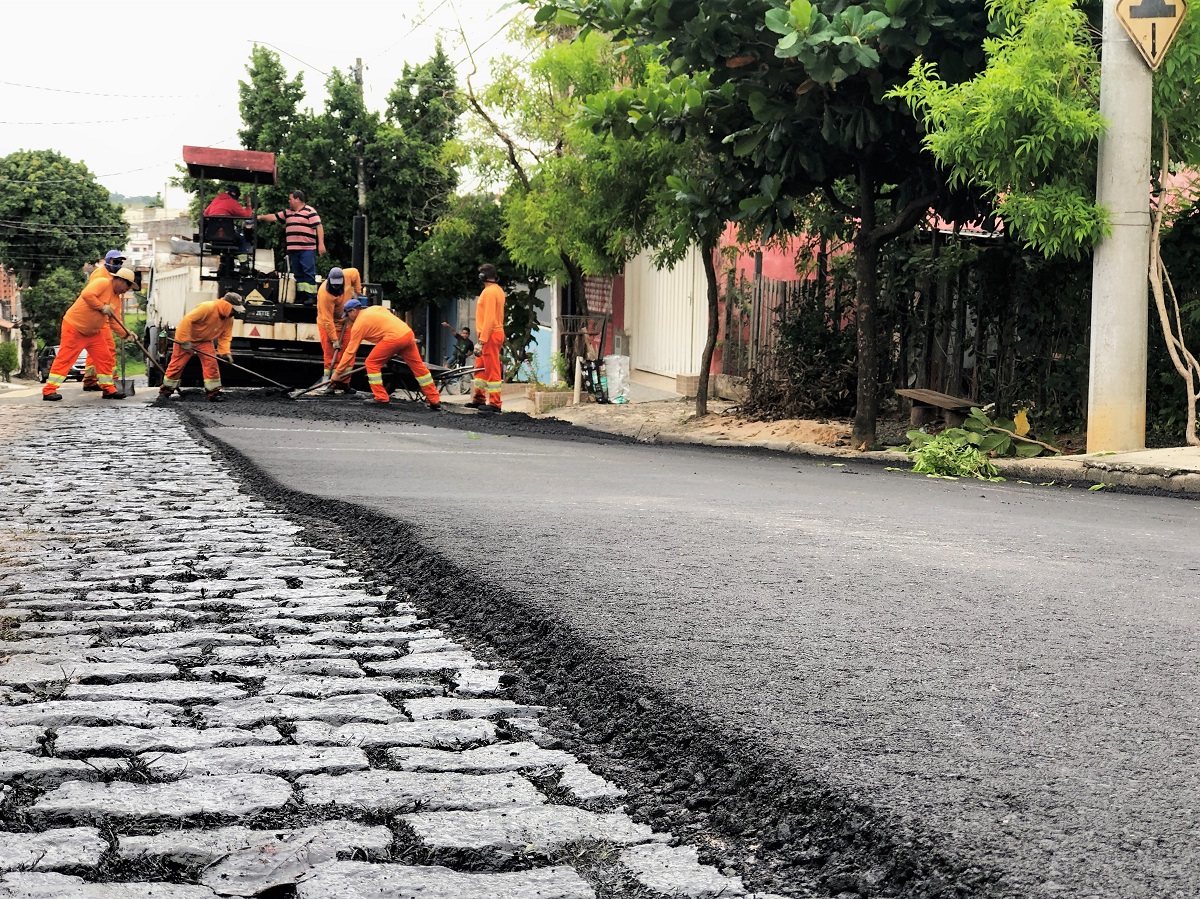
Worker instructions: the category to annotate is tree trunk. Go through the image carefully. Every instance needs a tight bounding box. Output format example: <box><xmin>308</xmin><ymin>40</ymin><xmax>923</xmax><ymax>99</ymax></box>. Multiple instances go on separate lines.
<box><xmin>561</xmin><ymin>254</ymin><xmax>587</xmax><ymax>317</ymax></box>
<box><xmin>696</xmin><ymin>238</ymin><xmax>721</xmax><ymax>417</ymax></box>
<box><xmin>19</xmin><ymin>319</ymin><xmax>38</xmax><ymax>380</ymax></box>
<box><xmin>852</xmin><ymin>169</ymin><xmax>881</xmax><ymax>450</ymax></box>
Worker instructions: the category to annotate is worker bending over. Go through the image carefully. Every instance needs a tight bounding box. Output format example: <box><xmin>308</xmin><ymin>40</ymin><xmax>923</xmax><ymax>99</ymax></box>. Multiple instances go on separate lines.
<box><xmin>80</xmin><ymin>249</ymin><xmax>126</xmax><ymax>391</ymax></box>
<box><xmin>158</xmin><ymin>292</ymin><xmax>246</xmax><ymax>403</ymax></box>
<box><xmin>332</xmin><ymin>299</ymin><xmax>441</xmax><ymax>409</ymax></box>
<box><xmin>43</xmin><ymin>268</ymin><xmax>136</xmax><ymax>401</ymax></box>
<box><xmin>316</xmin><ymin>266</ymin><xmax>362</xmax><ymax>389</ymax></box>
<box><xmin>467</xmin><ymin>262</ymin><xmax>505</xmax><ymax>413</ymax></box>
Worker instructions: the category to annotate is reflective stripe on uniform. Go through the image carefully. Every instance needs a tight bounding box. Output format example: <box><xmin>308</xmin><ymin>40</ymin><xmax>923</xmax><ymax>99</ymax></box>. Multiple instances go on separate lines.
<box><xmin>162</xmin><ymin>377</ymin><xmax>180</xmax><ymax>389</ymax></box>
<box><xmin>367</xmin><ymin>372</ymin><xmax>384</xmax><ymax>384</ymax></box>
<box><xmin>415</xmin><ymin>372</ymin><xmax>434</xmax><ymax>387</ymax></box>
<box><xmin>98</xmin><ymin>374</ymin><xmax>115</xmax><ymax>386</ymax></box>
<box><xmin>296</xmin><ymin>281</ymin><xmax>318</xmax><ymax>295</ymax></box>
<box><xmin>47</xmin><ymin>373</ymin><xmax>66</xmax><ymax>387</ymax></box>
<box><xmin>203</xmin><ymin>378</ymin><xmax>222</xmax><ymax>390</ymax></box>
<box><xmin>486</xmin><ymin>381</ymin><xmax>501</xmax><ymax>392</ymax></box>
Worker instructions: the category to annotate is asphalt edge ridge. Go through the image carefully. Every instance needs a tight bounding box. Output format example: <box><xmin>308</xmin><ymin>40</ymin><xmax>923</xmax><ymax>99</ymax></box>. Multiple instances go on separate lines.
<box><xmin>179</xmin><ymin>408</ymin><xmax>1021</xmax><ymax>899</ymax></box>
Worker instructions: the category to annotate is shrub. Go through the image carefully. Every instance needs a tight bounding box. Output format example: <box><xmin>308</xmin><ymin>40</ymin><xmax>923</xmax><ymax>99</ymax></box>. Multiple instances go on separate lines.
<box><xmin>0</xmin><ymin>341</ymin><xmax>18</xmax><ymax>383</ymax></box>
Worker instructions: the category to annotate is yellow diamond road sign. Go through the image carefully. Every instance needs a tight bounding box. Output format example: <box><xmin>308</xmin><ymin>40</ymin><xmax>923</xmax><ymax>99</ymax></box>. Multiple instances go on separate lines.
<box><xmin>1115</xmin><ymin>0</ymin><xmax>1189</xmax><ymax>71</ymax></box>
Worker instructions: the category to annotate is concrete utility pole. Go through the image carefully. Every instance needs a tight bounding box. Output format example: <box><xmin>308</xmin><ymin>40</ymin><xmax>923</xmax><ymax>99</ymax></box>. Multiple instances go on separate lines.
<box><xmin>353</xmin><ymin>58</ymin><xmax>370</xmax><ymax>284</ymax></box>
<box><xmin>1087</xmin><ymin>1</ymin><xmax>1153</xmax><ymax>453</ymax></box>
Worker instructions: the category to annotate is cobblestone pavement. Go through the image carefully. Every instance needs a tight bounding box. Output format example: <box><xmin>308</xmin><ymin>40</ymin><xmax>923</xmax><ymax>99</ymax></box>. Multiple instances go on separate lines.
<box><xmin>0</xmin><ymin>404</ymin><xmax>779</xmax><ymax>899</ymax></box>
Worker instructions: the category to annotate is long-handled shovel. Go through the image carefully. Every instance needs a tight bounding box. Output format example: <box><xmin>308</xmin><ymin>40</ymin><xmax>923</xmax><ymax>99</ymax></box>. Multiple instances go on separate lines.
<box><xmin>106</xmin><ymin>315</ymin><xmax>168</xmax><ymax>378</ymax></box>
<box><xmin>287</xmin><ymin>365</ymin><xmax>368</xmax><ymax>400</ymax></box>
<box><xmin>169</xmin><ymin>338</ymin><xmax>293</xmax><ymax>394</ymax></box>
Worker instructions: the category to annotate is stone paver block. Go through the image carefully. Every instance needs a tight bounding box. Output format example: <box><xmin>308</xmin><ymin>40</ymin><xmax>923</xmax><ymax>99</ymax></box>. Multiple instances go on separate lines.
<box><xmin>143</xmin><ymin>745</ymin><xmax>368</xmax><ymax>778</ymax></box>
<box><xmin>0</xmin><ymin>872</ymin><xmax>218</xmax><ymax>897</ymax></box>
<box><xmin>620</xmin><ymin>843</ymin><xmax>747</xmax><ymax>898</ymax></box>
<box><xmin>292</xmin><ymin>719</ymin><xmax>496</xmax><ymax>749</ymax></box>
<box><xmin>277</xmin><ymin>659</ymin><xmax>363</xmax><ymax>678</ymax></box>
<box><xmin>0</xmin><ymin>701</ymin><xmax>181</xmax><ymax>729</ymax></box>
<box><xmin>0</xmin><ymin>656</ymin><xmax>177</xmax><ymax>687</ymax></box>
<box><xmin>0</xmin><ymin>726</ymin><xmax>44</xmax><ymax>753</ymax></box>
<box><xmin>365</xmin><ymin>653</ymin><xmax>480</xmax><ymax>675</ymax></box>
<box><xmin>307</xmin><ymin>629</ymin><xmax>443</xmax><ymax>647</ymax></box>
<box><xmin>298</xmin><ymin>770</ymin><xmax>545</xmax><ymax>812</ymax></box>
<box><xmin>258</xmin><ymin>676</ymin><xmax>438</xmax><ymax>699</ymax></box>
<box><xmin>62</xmin><ymin>681</ymin><xmax>246</xmax><ymax>704</ymax></box>
<box><xmin>274</xmin><ymin>606</ymin><xmax>380</xmax><ymax>620</ymax></box>
<box><xmin>0</xmin><ymin>752</ymin><xmax>94</xmax><ymax>786</ymax></box>
<box><xmin>558</xmin><ymin>763</ymin><xmax>627</xmax><ymax>801</ymax></box>
<box><xmin>122</xmin><ymin>632</ymin><xmax>261</xmax><ymax>651</ymax></box>
<box><xmin>453</xmin><ymin>669</ymin><xmax>505</xmax><ymax>697</ymax></box>
<box><xmin>0</xmin><ymin>828</ymin><xmax>107</xmax><ymax>872</ymax></box>
<box><xmin>32</xmin><ymin>774</ymin><xmax>294</xmax><ymax>821</ymax></box>
<box><xmin>387</xmin><ymin>741</ymin><xmax>574</xmax><ymax>773</ymax></box>
<box><xmin>190</xmin><ymin>666</ymin><xmax>266</xmax><ymax>681</ymax></box>
<box><xmin>56</xmin><ymin>720</ymin><xmax>274</xmax><ymax>758</ymax></box>
<box><xmin>357</xmin><ymin>616</ymin><xmax>422</xmax><ymax>631</ymax></box>
<box><xmin>200</xmin><ymin>694</ymin><xmax>403</xmax><ymax>728</ymax></box>
<box><xmin>295</xmin><ymin>861</ymin><xmax>594</xmax><ymax>899</ymax></box>
<box><xmin>120</xmin><ymin>820</ymin><xmax>391</xmax><ymax>867</ymax></box>
<box><xmin>403</xmin><ymin>697</ymin><xmax>541</xmax><ymax>720</ymax></box>
<box><xmin>402</xmin><ymin>805</ymin><xmax>656</xmax><ymax>855</ymax></box>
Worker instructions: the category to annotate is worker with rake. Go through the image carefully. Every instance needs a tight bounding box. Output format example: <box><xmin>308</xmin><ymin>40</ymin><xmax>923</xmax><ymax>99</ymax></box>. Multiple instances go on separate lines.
<box><xmin>158</xmin><ymin>292</ymin><xmax>246</xmax><ymax>403</ymax></box>
<box><xmin>316</xmin><ymin>266</ymin><xmax>362</xmax><ymax>392</ymax></box>
<box><xmin>42</xmin><ymin>267</ymin><xmax>138</xmax><ymax>402</ymax></box>
<box><xmin>331</xmin><ymin>298</ymin><xmax>441</xmax><ymax>409</ymax></box>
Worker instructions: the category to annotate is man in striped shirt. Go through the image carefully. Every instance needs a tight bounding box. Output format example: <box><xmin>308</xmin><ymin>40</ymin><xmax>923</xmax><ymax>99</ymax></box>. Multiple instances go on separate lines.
<box><xmin>258</xmin><ymin>190</ymin><xmax>325</xmax><ymax>304</ymax></box>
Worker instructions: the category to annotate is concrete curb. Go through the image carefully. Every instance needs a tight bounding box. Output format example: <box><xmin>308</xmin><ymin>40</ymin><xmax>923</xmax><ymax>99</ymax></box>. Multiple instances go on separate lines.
<box><xmin>590</xmin><ymin>420</ymin><xmax>1200</xmax><ymax>496</ymax></box>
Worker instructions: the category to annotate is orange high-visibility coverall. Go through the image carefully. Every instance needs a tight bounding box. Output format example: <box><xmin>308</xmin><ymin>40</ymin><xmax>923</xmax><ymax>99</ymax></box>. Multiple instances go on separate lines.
<box><xmin>81</xmin><ymin>264</ymin><xmax>118</xmax><ymax>388</ymax></box>
<box><xmin>162</xmin><ymin>299</ymin><xmax>236</xmax><ymax>393</ymax></box>
<box><xmin>473</xmin><ymin>281</ymin><xmax>505</xmax><ymax>409</ymax></box>
<box><xmin>316</xmin><ymin>267</ymin><xmax>363</xmax><ymax>379</ymax></box>
<box><xmin>334</xmin><ymin>305</ymin><xmax>440</xmax><ymax>405</ymax></box>
<box><xmin>43</xmin><ymin>278</ymin><xmax>126</xmax><ymax>397</ymax></box>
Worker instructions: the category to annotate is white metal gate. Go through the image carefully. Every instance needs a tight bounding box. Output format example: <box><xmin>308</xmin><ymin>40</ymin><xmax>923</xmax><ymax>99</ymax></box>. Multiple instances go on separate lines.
<box><xmin>625</xmin><ymin>246</ymin><xmax>708</xmax><ymax>378</ymax></box>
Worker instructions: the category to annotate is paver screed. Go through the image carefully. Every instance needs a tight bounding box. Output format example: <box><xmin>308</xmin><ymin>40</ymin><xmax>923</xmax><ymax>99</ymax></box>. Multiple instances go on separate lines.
<box><xmin>0</xmin><ymin>405</ymin><xmax>773</xmax><ymax>899</ymax></box>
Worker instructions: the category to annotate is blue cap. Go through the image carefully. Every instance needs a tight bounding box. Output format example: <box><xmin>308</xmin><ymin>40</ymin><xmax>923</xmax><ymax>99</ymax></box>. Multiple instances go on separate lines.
<box><xmin>105</xmin><ymin>250</ymin><xmax>125</xmax><ymax>263</ymax></box>
<box><xmin>342</xmin><ymin>298</ymin><xmax>366</xmax><ymax>314</ymax></box>
<box><xmin>327</xmin><ymin>267</ymin><xmax>344</xmax><ymax>286</ymax></box>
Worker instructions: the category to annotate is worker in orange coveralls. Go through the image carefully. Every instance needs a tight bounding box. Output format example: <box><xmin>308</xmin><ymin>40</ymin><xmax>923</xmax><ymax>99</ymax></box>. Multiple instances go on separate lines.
<box><xmin>157</xmin><ymin>292</ymin><xmax>246</xmax><ymax>403</ymax></box>
<box><xmin>466</xmin><ymin>262</ymin><xmax>505</xmax><ymax>413</ymax></box>
<box><xmin>42</xmin><ymin>267</ymin><xmax>137</xmax><ymax>401</ymax></box>
<box><xmin>315</xmin><ymin>265</ymin><xmax>362</xmax><ymax>391</ymax></box>
<box><xmin>331</xmin><ymin>298</ymin><xmax>441</xmax><ymax>409</ymax></box>
<box><xmin>80</xmin><ymin>249</ymin><xmax>126</xmax><ymax>391</ymax></box>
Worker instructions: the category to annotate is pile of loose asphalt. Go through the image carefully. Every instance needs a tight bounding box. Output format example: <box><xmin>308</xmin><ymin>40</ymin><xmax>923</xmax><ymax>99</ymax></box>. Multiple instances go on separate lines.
<box><xmin>166</xmin><ymin>389</ymin><xmax>1057</xmax><ymax>899</ymax></box>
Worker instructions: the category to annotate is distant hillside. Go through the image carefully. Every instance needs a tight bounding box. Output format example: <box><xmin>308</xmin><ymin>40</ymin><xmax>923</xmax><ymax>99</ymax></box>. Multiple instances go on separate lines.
<box><xmin>111</xmin><ymin>193</ymin><xmax>164</xmax><ymax>209</ymax></box>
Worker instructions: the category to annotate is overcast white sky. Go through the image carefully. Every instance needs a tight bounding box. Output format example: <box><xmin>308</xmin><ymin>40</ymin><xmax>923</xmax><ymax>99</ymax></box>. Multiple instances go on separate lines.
<box><xmin>0</xmin><ymin>0</ymin><xmax>525</xmax><ymax>203</ymax></box>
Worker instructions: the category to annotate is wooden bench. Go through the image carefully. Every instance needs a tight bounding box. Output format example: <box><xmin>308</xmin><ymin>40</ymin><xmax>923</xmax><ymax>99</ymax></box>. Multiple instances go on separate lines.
<box><xmin>896</xmin><ymin>388</ymin><xmax>976</xmax><ymax>428</ymax></box>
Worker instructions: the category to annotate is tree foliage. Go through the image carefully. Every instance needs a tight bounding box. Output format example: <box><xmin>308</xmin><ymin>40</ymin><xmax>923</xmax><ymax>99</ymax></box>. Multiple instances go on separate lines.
<box><xmin>0</xmin><ymin>149</ymin><xmax>127</xmax><ymax>377</ymax></box>
<box><xmin>533</xmin><ymin>0</ymin><xmax>993</xmax><ymax>445</ymax></box>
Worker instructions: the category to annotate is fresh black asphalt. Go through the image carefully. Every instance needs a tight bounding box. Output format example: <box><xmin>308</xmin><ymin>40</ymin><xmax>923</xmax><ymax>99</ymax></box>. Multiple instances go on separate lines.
<box><xmin>184</xmin><ymin>394</ymin><xmax>1200</xmax><ymax>899</ymax></box>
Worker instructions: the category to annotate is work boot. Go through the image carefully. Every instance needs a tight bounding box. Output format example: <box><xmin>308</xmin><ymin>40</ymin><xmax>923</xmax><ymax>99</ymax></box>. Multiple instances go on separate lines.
<box><xmin>334</xmin><ymin>383</ymin><xmax>356</xmax><ymax>395</ymax></box>
<box><xmin>43</xmin><ymin>392</ymin><xmax>62</xmax><ymax>402</ymax></box>
<box><xmin>83</xmin><ymin>383</ymin><xmax>102</xmax><ymax>392</ymax></box>
<box><xmin>429</xmin><ymin>403</ymin><xmax>442</xmax><ymax>412</ymax></box>
<box><xmin>363</xmin><ymin>397</ymin><xmax>389</xmax><ymax>406</ymax></box>
<box><xmin>158</xmin><ymin>387</ymin><xmax>175</xmax><ymax>400</ymax></box>
<box><xmin>477</xmin><ymin>404</ymin><xmax>500</xmax><ymax>413</ymax></box>
<box><xmin>102</xmin><ymin>390</ymin><xmax>127</xmax><ymax>400</ymax></box>
<box><xmin>321</xmin><ymin>383</ymin><xmax>339</xmax><ymax>395</ymax></box>
<box><xmin>464</xmin><ymin>400</ymin><xmax>484</xmax><ymax>409</ymax></box>
<box><xmin>206</xmin><ymin>390</ymin><xmax>226</xmax><ymax>403</ymax></box>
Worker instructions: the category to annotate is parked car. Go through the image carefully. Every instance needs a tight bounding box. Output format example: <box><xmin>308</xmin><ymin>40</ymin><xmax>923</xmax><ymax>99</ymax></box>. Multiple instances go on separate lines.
<box><xmin>38</xmin><ymin>346</ymin><xmax>88</xmax><ymax>383</ymax></box>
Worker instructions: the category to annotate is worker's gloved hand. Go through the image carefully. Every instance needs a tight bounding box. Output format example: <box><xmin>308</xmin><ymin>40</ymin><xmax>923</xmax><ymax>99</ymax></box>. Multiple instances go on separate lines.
<box><xmin>473</xmin><ymin>343</ymin><xmax>482</xmax><ymax>356</ymax></box>
<box><xmin>100</xmin><ymin>304</ymin><xmax>115</xmax><ymax>317</ymax></box>
<box><xmin>332</xmin><ymin>341</ymin><xmax>341</xmax><ymax>352</ymax></box>
<box><xmin>219</xmin><ymin>353</ymin><xmax>233</xmax><ymax>363</ymax></box>
<box><xmin>179</xmin><ymin>341</ymin><xmax>194</xmax><ymax>352</ymax></box>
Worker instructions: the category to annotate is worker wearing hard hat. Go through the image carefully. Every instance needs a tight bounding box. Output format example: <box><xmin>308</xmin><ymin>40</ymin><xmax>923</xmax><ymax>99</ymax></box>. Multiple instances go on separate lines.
<box><xmin>79</xmin><ymin>249</ymin><xmax>126</xmax><ymax>391</ymax></box>
<box><xmin>315</xmin><ymin>266</ymin><xmax>363</xmax><ymax>384</ymax></box>
<box><xmin>331</xmin><ymin>298</ymin><xmax>441</xmax><ymax>409</ymax></box>
<box><xmin>42</xmin><ymin>267</ymin><xmax>137</xmax><ymax>401</ymax></box>
<box><xmin>467</xmin><ymin>262</ymin><xmax>505</xmax><ymax>413</ymax></box>
<box><xmin>158</xmin><ymin>292</ymin><xmax>246</xmax><ymax>403</ymax></box>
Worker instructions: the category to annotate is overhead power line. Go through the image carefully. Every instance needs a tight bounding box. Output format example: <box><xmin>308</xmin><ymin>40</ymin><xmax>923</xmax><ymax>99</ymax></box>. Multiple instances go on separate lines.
<box><xmin>0</xmin><ymin>79</ymin><xmax>203</xmax><ymax>100</ymax></box>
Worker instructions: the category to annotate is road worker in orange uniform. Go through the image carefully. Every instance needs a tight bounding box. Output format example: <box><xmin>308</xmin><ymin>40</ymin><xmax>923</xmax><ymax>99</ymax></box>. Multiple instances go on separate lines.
<box><xmin>43</xmin><ymin>267</ymin><xmax>136</xmax><ymax>401</ymax></box>
<box><xmin>467</xmin><ymin>262</ymin><xmax>505</xmax><ymax>413</ymax></box>
<box><xmin>332</xmin><ymin>298</ymin><xmax>441</xmax><ymax>409</ymax></box>
<box><xmin>80</xmin><ymin>250</ymin><xmax>126</xmax><ymax>391</ymax></box>
<box><xmin>315</xmin><ymin>266</ymin><xmax>362</xmax><ymax>387</ymax></box>
<box><xmin>158</xmin><ymin>292</ymin><xmax>246</xmax><ymax>403</ymax></box>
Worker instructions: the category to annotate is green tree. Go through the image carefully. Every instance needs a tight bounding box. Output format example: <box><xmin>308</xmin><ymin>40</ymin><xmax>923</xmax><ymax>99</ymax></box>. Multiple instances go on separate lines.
<box><xmin>0</xmin><ymin>149</ymin><xmax>126</xmax><ymax>377</ymax></box>
<box><xmin>893</xmin><ymin>0</ymin><xmax>1200</xmax><ymax>442</ymax></box>
<box><xmin>534</xmin><ymin>0</ymin><xmax>992</xmax><ymax>446</ymax></box>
